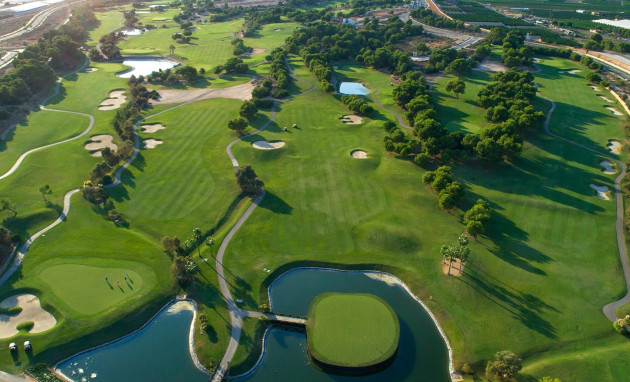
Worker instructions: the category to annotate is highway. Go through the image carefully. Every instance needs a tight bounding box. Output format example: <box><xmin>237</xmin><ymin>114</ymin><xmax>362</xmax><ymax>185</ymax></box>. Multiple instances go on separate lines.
<box><xmin>0</xmin><ymin>1</ymin><xmax>75</xmax><ymax>43</ymax></box>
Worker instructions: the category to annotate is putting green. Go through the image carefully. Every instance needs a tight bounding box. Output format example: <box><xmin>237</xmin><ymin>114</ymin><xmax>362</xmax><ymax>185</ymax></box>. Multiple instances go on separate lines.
<box><xmin>306</xmin><ymin>293</ymin><xmax>399</xmax><ymax>369</ymax></box>
<box><xmin>39</xmin><ymin>264</ymin><xmax>143</xmax><ymax>315</ymax></box>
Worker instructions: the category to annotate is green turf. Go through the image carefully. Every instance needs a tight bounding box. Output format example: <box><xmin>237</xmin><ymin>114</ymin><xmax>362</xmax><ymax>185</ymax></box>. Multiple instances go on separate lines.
<box><xmin>39</xmin><ymin>263</ymin><xmax>144</xmax><ymax>315</ymax></box>
<box><xmin>306</xmin><ymin>293</ymin><xmax>399</xmax><ymax>368</ymax></box>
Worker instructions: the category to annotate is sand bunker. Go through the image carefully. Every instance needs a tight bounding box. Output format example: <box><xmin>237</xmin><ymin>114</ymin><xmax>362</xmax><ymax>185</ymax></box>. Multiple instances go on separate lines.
<box><xmin>607</xmin><ymin>107</ymin><xmax>623</xmax><ymax>116</ymax></box>
<box><xmin>443</xmin><ymin>258</ymin><xmax>465</xmax><ymax>277</ymax></box>
<box><xmin>143</xmin><ymin>139</ymin><xmax>163</xmax><ymax>149</ymax></box>
<box><xmin>0</xmin><ymin>294</ymin><xmax>56</xmax><ymax>338</ymax></box>
<box><xmin>608</xmin><ymin>140</ymin><xmax>622</xmax><ymax>154</ymax></box>
<box><xmin>252</xmin><ymin>140</ymin><xmax>285</xmax><ymax>150</ymax></box>
<box><xmin>351</xmin><ymin>150</ymin><xmax>368</xmax><ymax>159</ymax></box>
<box><xmin>557</xmin><ymin>71</ymin><xmax>565</xmax><ymax>74</ymax></box>
<box><xmin>85</xmin><ymin>135</ymin><xmax>118</xmax><ymax>157</ymax></box>
<box><xmin>568</xmin><ymin>69</ymin><xmax>581</xmax><ymax>74</ymax></box>
<box><xmin>590</xmin><ymin>184</ymin><xmax>610</xmax><ymax>200</ymax></box>
<box><xmin>141</xmin><ymin>123</ymin><xmax>166</xmax><ymax>133</ymax></box>
<box><xmin>590</xmin><ymin>85</ymin><xmax>602</xmax><ymax>91</ymax></box>
<box><xmin>599</xmin><ymin>95</ymin><xmax>614</xmax><ymax>103</ymax></box>
<box><xmin>600</xmin><ymin>160</ymin><xmax>616</xmax><ymax>174</ymax></box>
<box><xmin>98</xmin><ymin>90</ymin><xmax>126</xmax><ymax>111</ymax></box>
<box><xmin>150</xmin><ymin>82</ymin><xmax>254</xmax><ymax>105</ymax></box>
<box><xmin>274</xmin><ymin>29</ymin><xmax>282</xmax><ymax>32</ymax></box>
<box><xmin>84</xmin><ymin>67</ymin><xmax>98</xmax><ymax>73</ymax></box>
<box><xmin>339</xmin><ymin>114</ymin><xmax>363</xmax><ymax>124</ymax></box>
<box><xmin>473</xmin><ymin>60</ymin><xmax>507</xmax><ymax>72</ymax></box>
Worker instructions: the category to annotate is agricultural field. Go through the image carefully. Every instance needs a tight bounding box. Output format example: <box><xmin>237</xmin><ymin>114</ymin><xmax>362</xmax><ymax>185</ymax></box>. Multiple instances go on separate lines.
<box><xmin>1</xmin><ymin>2</ymin><xmax>630</xmax><ymax>382</ymax></box>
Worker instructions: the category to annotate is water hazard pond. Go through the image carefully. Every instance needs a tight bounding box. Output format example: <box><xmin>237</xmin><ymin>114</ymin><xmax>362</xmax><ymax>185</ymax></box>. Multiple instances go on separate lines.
<box><xmin>56</xmin><ymin>300</ymin><xmax>208</xmax><ymax>382</ymax></box>
<box><xmin>117</xmin><ymin>59</ymin><xmax>177</xmax><ymax>78</ymax></box>
<box><xmin>234</xmin><ymin>269</ymin><xmax>451</xmax><ymax>381</ymax></box>
<box><xmin>339</xmin><ymin>82</ymin><xmax>371</xmax><ymax>95</ymax></box>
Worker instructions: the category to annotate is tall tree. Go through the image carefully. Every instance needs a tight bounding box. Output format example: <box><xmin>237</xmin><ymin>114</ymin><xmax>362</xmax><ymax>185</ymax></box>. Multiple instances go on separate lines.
<box><xmin>485</xmin><ymin>351</ymin><xmax>522</xmax><ymax>381</ymax></box>
<box><xmin>192</xmin><ymin>227</ymin><xmax>202</xmax><ymax>258</ymax></box>
<box><xmin>0</xmin><ymin>199</ymin><xmax>17</xmax><ymax>216</ymax></box>
<box><xmin>39</xmin><ymin>184</ymin><xmax>52</xmax><ymax>205</ymax></box>
<box><xmin>206</xmin><ymin>237</ymin><xmax>215</xmax><ymax>257</ymax></box>
<box><xmin>445</xmin><ymin>78</ymin><xmax>465</xmax><ymax>98</ymax></box>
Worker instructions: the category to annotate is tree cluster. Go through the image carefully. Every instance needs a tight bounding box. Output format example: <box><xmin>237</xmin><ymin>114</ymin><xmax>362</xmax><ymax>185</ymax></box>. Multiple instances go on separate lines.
<box><xmin>426</xmin><ymin>48</ymin><xmax>465</xmax><ymax>73</ymax></box>
<box><xmin>410</xmin><ymin>8</ymin><xmax>470</xmax><ymax>32</ymax></box>
<box><xmin>232</xmin><ymin>38</ymin><xmax>253</xmax><ymax>56</ymax></box>
<box><xmin>464</xmin><ymin>199</ymin><xmax>492</xmax><ymax>238</ymax></box>
<box><xmin>422</xmin><ymin>166</ymin><xmax>464</xmax><ymax>211</ymax></box>
<box><xmin>340</xmin><ymin>95</ymin><xmax>373</xmax><ymax>115</ymax></box>
<box><xmin>215</xmin><ymin>57</ymin><xmax>249</xmax><ymax>75</ymax></box>
<box><xmin>235</xmin><ymin>165</ymin><xmax>264</xmax><ymax>195</ymax></box>
<box><xmin>485</xmin><ymin>351</ymin><xmax>522</xmax><ymax>381</ymax></box>
<box><xmin>267</xmin><ymin>47</ymin><xmax>292</xmax><ymax>98</ymax></box>
<box><xmin>500</xmin><ymin>30</ymin><xmax>533</xmax><ymax>67</ymax></box>
<box><xmin>95</xmin><ymin>32</ymin><xmax>124</xmax><ymax>61</ymax></box>
<box><xmin>147</xmin><ymin>65</ymin><xmax>199</xmax><ymax>84</ymax></box>
<box><xmin>440</xmin><ymin>234</ymin><xmax>469</xmax><ymax>275</ymax></box>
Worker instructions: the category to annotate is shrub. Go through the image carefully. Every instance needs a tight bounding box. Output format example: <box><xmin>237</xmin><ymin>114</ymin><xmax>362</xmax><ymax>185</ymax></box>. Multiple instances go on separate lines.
<box><xmin>0</xmin><ymin>306</ymin><xmax>22</xmax><ymax>315</ymax></box>
<box><xmin>271</xmin><ymin>89</ymin><xmax>288</xmax><ymax>99</ymax></box>
<box><xmin>16</xmin><ymin>321</ymin><xmax>34</xmax><ymax>332</ymax></box>
<box><xmin>414</xmin><ymin>153</ymin><xmax>430</xmax><ymax>167</ymax></box>
<box><xmin>254</xmin><ymin>98</ymin><xmax>274</xmax><ymax>109</ymax></box>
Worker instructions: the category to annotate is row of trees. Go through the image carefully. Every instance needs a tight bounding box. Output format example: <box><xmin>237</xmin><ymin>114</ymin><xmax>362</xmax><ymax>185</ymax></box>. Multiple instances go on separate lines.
<box><xmin>266</xmin><ymin>47</ymin><xmax>292</xmax><ymax>99</ymax></box>
<box><xmin>340</xmin><ymin>95</ymin><xmax>373</xmax><ymax>115</ymax></box>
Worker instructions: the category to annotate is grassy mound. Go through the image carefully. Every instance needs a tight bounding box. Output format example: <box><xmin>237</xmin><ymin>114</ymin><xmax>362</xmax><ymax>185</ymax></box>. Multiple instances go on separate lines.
<box><xmin>306</xmin><ymin>293</ymin><xmax>399</xmax><ymax>370</ymax></box>
<box><xmin>0</xmin><ymin>306</ymin><xmax>22</xmax><ymax>316</ymax></box>
<box><xmin>16</xmin><ymin>321</ymin><xmax>34</xmax><ymax>332</ymax></box>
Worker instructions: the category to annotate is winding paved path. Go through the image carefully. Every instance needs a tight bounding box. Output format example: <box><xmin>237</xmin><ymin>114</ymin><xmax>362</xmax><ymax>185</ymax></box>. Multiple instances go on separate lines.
<box><xmin>0</xmin><ymin>58</ymin><xmax>93</xmax><ymax>181</ymax></box>
<box><xmin>538</xmin><ymin>91</ymin><xmax>630</xmax><ymax>321</ymax></box>
<box><xmin>373</xmin><ymin>97</ymin><xmax>411</xmax><ymax>130</ymax></box>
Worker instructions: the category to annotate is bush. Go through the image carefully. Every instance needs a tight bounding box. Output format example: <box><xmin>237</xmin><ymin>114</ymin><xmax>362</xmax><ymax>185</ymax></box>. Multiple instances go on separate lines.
<box><xmin>102</xmin><ymin>175</ymin><xmax>113</xmax><ymax>185</ymax></box>
<box><xmin>414</xmin><ymin>153</ymin><xmax>430</xmax><ymax>167</ymax></box>
<box><xmin>0</xmin><ymin>306</ymin><xmax>22</xmax><ymax>315</ymax></box>
<box><xmin>254</xmin><ymin>98</ymin><xmax>274</xmax><ymax>109</ymax></box>
<box><xmin>271</xmin><ymin>89</ymin><xmax>288</xmax><ymax>99</ymax></box>
<box><xmin>16</xmin><ymin>321</ymin><xmax>34</xmax><ymax>332</ymax></box>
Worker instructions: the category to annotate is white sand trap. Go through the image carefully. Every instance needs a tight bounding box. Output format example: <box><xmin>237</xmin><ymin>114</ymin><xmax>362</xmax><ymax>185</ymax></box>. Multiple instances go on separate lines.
<box><xmin>590</xmin><ymin>85</ymin><xmax>602</xmax><ymax>91</ymax></box>
<box><xmin>141</xmin><ymin>123</ymin><xmax>166</xmax><ymax>133</ymax></box>
<box><xmin>533</xmin><ymin>58</ymin><xmax>541</xmax><ymax>63</ymax></box>
<box><xmin>150</xmin><ymin>82</ymin><xmax>254</xmax><ymax>105</ymax></box>
<box><xmin>339</xmin><ymin>114</ymin><xmax>363</xmax><ymax>124</ymax></box>
<box><xmin>351</xmin><ymin>150</ymin><xmax>368</xmax><ymax>159</ymax></box>
<box><xmin>568</xmin><ymin>69</ymin><xmax>581</xmax><ymax>74</ymax></box>
<box><xmin>84</xmin><ymin>67</ymin><xmax>98</xmax><ymax>73</ymax></box>
<box><xmin>143</xmin><ymin>139</ymin><xmax>163</xmax><ymax>149</ymax></box>
<box><xmin>600</xmin><ymin>160</ymin><xmax>616</xmax><ymax>174</ymax></box>
<box><xmin>473</xmin><ymin>60</ymin><xmax>507</xmax><ymax>72</ymax></box>
<box><xmin>98</xmin><ymin>90</ymin><xmax>126</xmax><ymax>111</ymax></box>
<box><xmin>0</xmin><ymin>294</ymin><xmax>56</xmax><ymax>338</ymax></box>
<box><xmin>608</xmin><ymin>140</ymin><xmax>622</xmax><ymax>154</ymax></box>
<box><xmin>599</xmin><ymin>95</ymin><xmax>614</xmax><ymax>103</ymax></box>
<box><xmin>252</xmin><ymin>140</ymin><xmax>285</xmax><ymax>150</ymax></box>
<box><xmin>274</xmin><ymin>29</ymin><xmax>282</xmax><ymax>32</ymax></box>
<box><xmin>606</xmin><ymin>106</ymin><xmax>623</xmax><ymax>116</ymax></box>
<box><xmin>85</xmin><ymin>135</ymin><xmax>118</xmax><ymax>157</ymax></box>
<box><xmin>590</xmin><ymin>184</ymin><xmax>610</xmax><ymax>200</ymax></box>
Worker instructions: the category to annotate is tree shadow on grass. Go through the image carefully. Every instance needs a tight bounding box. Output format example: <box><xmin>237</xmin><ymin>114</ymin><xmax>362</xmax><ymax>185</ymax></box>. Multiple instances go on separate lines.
<box><xmin>258</xmin><ymin>191</ymin><xmax>292</xmax><ymax>215</ymax></box>
<box><xmin>457</xmin><ymin>264</ymin><xmax>559</xmax><ymax>339</ymax></box>
<box><xmin>130</xmin><ymin>151</ymin><xmax>146</xmax><ymax>172</ymax></box>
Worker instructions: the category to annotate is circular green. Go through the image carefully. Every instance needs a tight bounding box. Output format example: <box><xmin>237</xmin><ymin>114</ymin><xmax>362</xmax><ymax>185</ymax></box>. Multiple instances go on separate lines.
<box><xmin>306</xmin><ymin>292</ymin><xmax>400</xmax><ymax>369</ymax></box>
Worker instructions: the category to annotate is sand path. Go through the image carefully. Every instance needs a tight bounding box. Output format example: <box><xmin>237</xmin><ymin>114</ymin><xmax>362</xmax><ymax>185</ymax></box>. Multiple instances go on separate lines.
<box><xmin>149</xmin><ymin>82</ymin><xmax>255</xmax><ymax>105</ymax></box>
<box><xmin>0</xmin><ymin>294</ymin><xmax>56</xmax><ymax>338</ymax></box>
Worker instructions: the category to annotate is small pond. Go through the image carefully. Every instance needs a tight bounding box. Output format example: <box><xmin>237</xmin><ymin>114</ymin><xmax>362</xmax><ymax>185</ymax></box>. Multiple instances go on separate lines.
<box><xmin>121</xmin><ymin>28</ymin><xmax>143</xmax><ymax>36</ymax></box>
<box><xmin>339</xmin><ymin>82</ymin><xmax>371</xmax><ymax>95</ymax></box>
<box><xmin>117</xmin><ymin>59</ymin><xmax>177</xmax><ymax>78</ymax></box>
<box><xmin>56</xmin><ymin>300</ymin><xmax>208</xmax><ymax>382</ymax></box>
<box><xmin>234</xmin><ymin>268</ymin><xmax>451</xmax><ymax>381</ymax></box>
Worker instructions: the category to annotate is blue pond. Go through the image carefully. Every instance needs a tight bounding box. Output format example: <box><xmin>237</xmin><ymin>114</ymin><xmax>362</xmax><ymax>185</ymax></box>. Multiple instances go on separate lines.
<box><xmin>56</xmin><ymin>300</ymin><xmax>208</xmax><ymax>382</ymax></box>
<box><xmin>339</xmin><ymin>82</ymin><xmax>371</xmax><ymax>95</ymax></box>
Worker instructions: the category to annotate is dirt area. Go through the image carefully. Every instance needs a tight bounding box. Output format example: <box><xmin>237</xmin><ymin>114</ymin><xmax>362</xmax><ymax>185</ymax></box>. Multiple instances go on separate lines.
<box><xmin>243</xmin><ymin>49</ymin><xmax>266</xmax><ymax>57</ymax></box>
<box><xmin>149</xmin><ymin>82</ymin><xmax>254</xmax><ymax>105</ymax></box>
<box><xmin>473</xmin><ymin>60</ymin><xmax>507</xmax><ymax>73</ymax></box>
<box><xmin>351</xmin><ymin>150</ymin><xmax>367</xmax><ymax>159</ymax></box>
<box><xmin>339</xmin><ymin>115</ymin><xmax>363</xmax><ymax>124</ymax></box>
<box><xmin>0</xmin><ymin>294</ymin><xmax>56</xmax><ymax>338</ymax></box>
<box><xmin>141</xmin><ymin>123</ymin><xmax>165</xmax><ymax>133</ymax></box>
<box><xmin>143</xmin><ymin>139</ymin><xmax>163</xmax><ymax>149</ymax></box>
<box><xmin>606</xmin><ymin>106</ymin><xmax>623</xmax><ymax>116</ymax></box>
<box><xmin>600</xmin><ymin>160</ymin><xmax>615</xmax><ymax>174</ymax></box>
<box><xmin>85</xmin><ymin>135</ymin><xmax>117</xmax><ymax>157</ymax></box>
<box><xmin>590</xmin><ymin>184</ymin><xmax>610</xmax><ymax>200</ymax></box>
<box><xmin>252</xmin><ymin>140</ymin><xmax>284</xmax><ymax>150</ymax></box>
<box><xmin>98</xmin><ymin>90</ymin><xmax>126</xmax><ymax>111</ymax></box>
<box><xmin>608</xmin><ymin>140</ymin><xmax>622</xmax><ymax>154</ymax></box>
<box><xmin>442</xmin><ymin>258</ymin><xmax>465</xmax><ymax>277</ymax></box>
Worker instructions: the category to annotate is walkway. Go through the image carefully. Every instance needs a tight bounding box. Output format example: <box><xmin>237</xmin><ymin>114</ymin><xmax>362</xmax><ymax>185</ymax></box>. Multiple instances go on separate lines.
<box><xmin>537</xmin><ymin>84</ymin><xmax>629</xmax><ymax>322</ymax></box>
<box><xmin>263</xmin><ymin>313</ymin><xmax>307</xmax><ymax>326</ymax></box>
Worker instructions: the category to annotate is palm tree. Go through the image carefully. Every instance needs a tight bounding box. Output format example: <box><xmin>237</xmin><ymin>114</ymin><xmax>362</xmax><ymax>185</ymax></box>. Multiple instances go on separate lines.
<box><xmin>440</xmin><ymin>244</ymin><xmax>455</xmax><ymax>275</ymax></box>
<box><xmin>39</xmin><ymin>184</ymin><xmax>52</xmax><ymax>205</ymax></box>
<box><xmin>169</xmin><ymin>44</ymin><xmax>175</xmax><ymax>55</ymax></box>
<box><xmin>192</xmin><ymin>227</ymin><xmax>202</xmax><ymax>258</ymax></box>
<box><xmin>206</xmin><ymin>237</ymin><xmax>215</xmax><ymax>257</ymax></box>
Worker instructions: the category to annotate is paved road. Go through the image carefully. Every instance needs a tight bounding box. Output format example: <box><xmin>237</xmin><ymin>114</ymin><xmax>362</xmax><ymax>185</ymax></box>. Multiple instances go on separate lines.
<box><xmin>0</xmin><ymin>57</ymin><xmax>93</xmax><ymax>181</ymax></box>
<box><xmin>0</xmin><ymin>50</ymin><xmax>20</xmax><ymax>71</ymax></box>
<box><xmin>373</xmin><ymin>97</ymin><xmax>411</xmax><ymax>130</ymax></box>
<box><xmin>0</xmin><ymin>3</ymin><xmax>71</xmax><ymax>43</ymax></box>
<box><xmin>537</xmin><ymin>82</ymin><xmax>629</xmax><ymax>322</ymax></box>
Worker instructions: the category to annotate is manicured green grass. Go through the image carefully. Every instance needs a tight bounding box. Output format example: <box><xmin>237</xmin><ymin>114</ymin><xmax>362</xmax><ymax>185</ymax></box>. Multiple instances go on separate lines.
<box><xmin>87</xmin><ymin>9</ymin><xmax>124</xmax><ymax>46</ymax></box>
<box><xmin>225</xmin><ymin>57</ymin><xmax>628</xmax><ymax>380</ymax></box>
<box><xmin>39</xmin><ymin>263</ymin><xmax>144</xmax><ymax>315</ymax></box>
<box><xmin>306</xmin><ymin>293</ymin><xmax>399</xmax><ymax>368</ymax></box>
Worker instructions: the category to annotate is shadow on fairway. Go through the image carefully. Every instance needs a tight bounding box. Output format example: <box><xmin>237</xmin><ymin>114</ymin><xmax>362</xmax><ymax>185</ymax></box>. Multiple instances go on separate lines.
<box><xmin>458</xmin><ymin>263</ymin><xmax>559</xmax><ymax>339</ymax></box>
<box><xmin>259</xmin><ymin>191</ymin><xmax>292</xmax><ymax>215</ymax></box>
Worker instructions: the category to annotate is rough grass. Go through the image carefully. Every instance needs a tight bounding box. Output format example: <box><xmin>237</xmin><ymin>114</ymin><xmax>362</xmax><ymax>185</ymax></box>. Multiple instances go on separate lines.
<box><xmin>306</xmin><ymin>293</ymin><xmax>399</xmax><ymax>368</ymax></box>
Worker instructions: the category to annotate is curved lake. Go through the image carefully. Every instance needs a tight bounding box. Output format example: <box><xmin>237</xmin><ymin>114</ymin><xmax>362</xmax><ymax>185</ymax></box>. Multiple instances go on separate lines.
<box><xmin>234</xmin><ymin>269</ymin><xmax>451</xmax><ymax>381</ymax></box>
<box><xmin>56</xmin><ymin>300</ymin><xmax>208</xmax><ymax>382</ymax></box>
<box><xmin>117</xmin><ymin>59</ymin><xmax>176</xmax><ymax>78</ymax></box>
<box><xmin>339</xmin><ymin>82</ymin><xmax>371</xmax><ymax>95</ymax></box>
